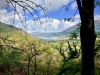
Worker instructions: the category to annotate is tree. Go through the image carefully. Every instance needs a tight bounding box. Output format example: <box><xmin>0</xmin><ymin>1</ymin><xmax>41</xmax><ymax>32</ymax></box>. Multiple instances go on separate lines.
<box><xmin>1</xmin><ymin>0</ymin><xmax>100</xmax><ymax>75</ymax></box>
<box><xmin>76</xmin><ymin>0</ymin><xmax>96</xmax><ymax>75</ymax></box>
<box><xmin>64</xmin><ymin>0</ymin><xmax>99</xmax><ymax>75</ymax></box>
<box><xmin>69</xmin><ymin>23</ymin><xmax>80</xmax><ymax>40</ymax></box>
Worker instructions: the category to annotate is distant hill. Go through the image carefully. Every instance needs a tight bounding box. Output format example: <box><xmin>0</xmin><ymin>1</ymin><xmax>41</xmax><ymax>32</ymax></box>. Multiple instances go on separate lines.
<box><xmin>62</xmin><ymin>20</ymin><xmax>100</xmax><ymax>34</ymax></box>
<box><xmin>0</xmin><ymin>22</ymin><xmax>25</xmax><ymax>33</ymax></box>
<box><xmin>30</xmin><ymin>20</ymin><xmax>100</xmax><ymax>40</ymax></box>
<box><xmin>0</xmin><ymin>22</ymin><xmax>36</xmax><ymax>40</ymax></box>
<box><xmin>62</xmin><ymin>24</ymin><xmax>78</xmax><ymax>34</ymax></box>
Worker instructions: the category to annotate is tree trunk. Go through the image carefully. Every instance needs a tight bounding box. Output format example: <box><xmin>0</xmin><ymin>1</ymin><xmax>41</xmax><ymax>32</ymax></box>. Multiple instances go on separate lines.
<box><xmin>76</xmin><ymin>0</ymin><xmax>96</xmax><ymax>75</ymax></box>
<box><xmin>81</xmin><ymin>0</ymin><xmax>95</xmax><ymax>75</ymax></box>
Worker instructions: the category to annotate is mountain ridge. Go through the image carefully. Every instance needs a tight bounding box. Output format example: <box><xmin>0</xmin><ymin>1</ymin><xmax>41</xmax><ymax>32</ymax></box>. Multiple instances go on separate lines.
<box><xmin>62</xmin><ymin>20</ymin><xmax>100</xmax><ymax>33</ymax></box>
<box><xmin>30</xmin><ymin>20</ymin><xmax>100</xmax><ymax>40</ymax></box>
<box><xmin>0</xmin><ymin>22</ymin><xmax>36</xmax><ymax>39</ymax></box>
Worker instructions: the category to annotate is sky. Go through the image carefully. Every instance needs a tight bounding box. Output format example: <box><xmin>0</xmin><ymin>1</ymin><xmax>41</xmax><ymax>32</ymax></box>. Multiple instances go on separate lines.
<box><xmin>0</xmin><ymin>0</ymin><xmax>100</xmax><ymax>33</ymax></box>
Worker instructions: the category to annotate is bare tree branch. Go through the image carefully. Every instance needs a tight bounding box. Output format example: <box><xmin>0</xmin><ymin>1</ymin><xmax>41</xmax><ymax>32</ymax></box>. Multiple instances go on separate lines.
<box><xmin>4</xmin><ymin>0</ymin><xmax>53</xmax><ymax>31</ymax></box>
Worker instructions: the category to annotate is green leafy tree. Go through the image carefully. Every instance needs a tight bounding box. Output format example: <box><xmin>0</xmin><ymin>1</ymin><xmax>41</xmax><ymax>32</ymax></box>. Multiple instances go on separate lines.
<box><xmin>69</xmin><ymin>23</ymin><xmax>80</xmax><ymax>40</ymax></box>
<box><xmin>2</xmin><ymin>0</ymin><xmax>100</xmax><ymax>75</ymax></box>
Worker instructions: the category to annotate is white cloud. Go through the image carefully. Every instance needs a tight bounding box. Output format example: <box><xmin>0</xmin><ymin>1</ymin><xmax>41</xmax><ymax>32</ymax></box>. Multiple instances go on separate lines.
<box><xmin>0</xmin><ymin>0</ymin><xmax>71</xmax><ymax>12</ymax></box>
<box><xmin>25</xmin><ymin>14</ymin><xmax>100</xmax><ymax>32</ymax></box>
<box><xmin>0</xmin><ymin>9</ymin><xmax>7</xmax><ymax>15</ymax></box>
<box><xmin>57</xmin><ymin>20</ymin><xmax>78</xmax><ymax>31</ymax></box>
<box><xmin>0</xmin><ymin>8</ymin><xmax>79</xmax><ymax>32</ymax></box>
<box><xmin>25</xmin><ymin>17</ymin><xmax>78</xmax><ymax>32</ymax></box>
<box><xmin>26</xmin><ymin>18</ymin><xmax>60</xmax><ymax>32</ymax></box>
<box><xmin>49</xmin><ymin>19</ymin><xmax>60</xmax><ymax>30</ymax></box>
<box><xmin>94</xmin><ymin>15</ymin><xmax>100</xmax><ymax>20</ymax></box>
<box><xmin>42</xmin><ymin>0</ymin><xmax>70</xmax><ymax>11</ymax></box>
<box><xmin>16</xmin><ymin>0</ymin><xmax>43</xmax><ymax>13</ymax></box>
<box><xmin>71</xmin><ymin>1</ymin><xmax>77</xmax><ymax>9</ymax></box>
<box><xmin>0</xmin><ymin>9</ymin><xmax>24</xmax><ymax>27</ymax></box>
<box><xmin>0</xmin><ymin>0</ymin><xmax>7</xmax><ymax>8</ymax></box>
<box><xmin>73</xmin><ymin>14</ymin><xmax>80</xmax><ymax>22</ymax></box>
<box><xmin>74</xmin><ymin>14</ymin><xmax>80</xmax><ymax>19</ymax></box>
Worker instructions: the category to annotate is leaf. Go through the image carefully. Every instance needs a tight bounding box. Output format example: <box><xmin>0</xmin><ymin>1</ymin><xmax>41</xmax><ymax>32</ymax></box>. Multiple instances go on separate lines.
<box><xmin>64</xmin><ymin>18</ymin><xmax>71</xmax><ymax>22</ymax></box>
<box><xmin>64</xmin><ymin>18</ymin><xmax>67</xmax><ymax>22</ymax></box>
<box><xmin>35</xmin><ymin>4</ymin><xmax>39</xmax><ymax>8</ymax></box>
<box><xmin>96</xmin><ymin>1</ymin><xmax>100</xmax><ymax>6</ymax></box>
<box><xmin>67</xmin><ymin>18</ymin><xmax>71</xmax><ymax>21</ymax></box>
<box><xmin>66</xmin><ymin>7</ymin><xmax>68</xmax><ymax>11</ymax></box>
<box><xmin>94</xmin><ymin>4</ymin><xmax>97</xmax><ymax>8</ymax></box>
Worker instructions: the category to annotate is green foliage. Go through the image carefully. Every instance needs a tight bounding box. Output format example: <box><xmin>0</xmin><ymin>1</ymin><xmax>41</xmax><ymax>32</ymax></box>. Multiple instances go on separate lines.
<box><xmin>0</xmin><ymin>22</ymin><xmax>58</xmax><ymax>75</ymax></box>
<box><xmin>0</xmin><ymin>46</ymin><xmax>22</xmax><ymax>75</ymax></box>
<box><xmin>95</xmin><ymin>41</ymin><xmax>100</xmax><ymax>58</ymax></box>
<box><xmin>69</xmin><ymin>23</ymin><xmax>80</xmax><ymax>40</ymax></box>
<box><xmin>56</xmin><ymin>40</ymin><xmax>81</xmax><ymax>75</ymax></box>
<box><xmin>64</xmin><ymin>18</ymin><xmax>71</xmax><ymax>22</ymax></box>
<box><xmin>96</xmin><ymin>32</ymin><xmax>100</xmax><ymax>38</ymax></box>
<box><xmin>95</xmin><ymin>0</ymin><xmax>100</xmax><ymax>8</ymax></box>
<box><xmin>66</xmin><ymin>7</ymin><xmax>68</xmax><ymax>11</ymax></box>
<box><xmin>58</xmin><ymin>61</ymin><xmax>81</xmax><ymax>75</ymax></box>
<box><xmin>94</xmin><ymin>40</ymin><xmax>100</xmax><ymax>75</ymax></box>
<box><xmin>0</xmin><ymin>33</ymin><xmax>57</xmax><ymax>74</ymax></box>
<box><xmin>69</xmin><ymin>32</ymin><xmax>78</xmax><ymax>39</ymax></box>
<box><xmin>1</xmin><ymin>22</ymin><xmax>100</xmax><ymax>75</ymax></box>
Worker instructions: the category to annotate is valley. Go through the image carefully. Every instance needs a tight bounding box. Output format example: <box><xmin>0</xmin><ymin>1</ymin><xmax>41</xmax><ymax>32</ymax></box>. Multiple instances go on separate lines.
<box><xmin>0</xmin><ymin>22</ymin><xmax>100</xmax><ymax>75</ymax></box>
<box><xmin>30</xmin><ymin>20</ymin><xmax>100</xmax><ymax>40</ymax></box>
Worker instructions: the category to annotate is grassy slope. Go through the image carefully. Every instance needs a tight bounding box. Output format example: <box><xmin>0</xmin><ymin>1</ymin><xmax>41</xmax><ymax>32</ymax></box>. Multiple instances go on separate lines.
<box><xmin>0</xmin><ymin>22</ymin><xmax>39</xmax><ymax>49</ymax></box>
<box><xmin>0</xmin><ymin>22</ymin><xmax>35</xmax><ymax>38</ymax></box>
<box><xmin>0</xmin><ymin>22</ymin><xmax>61</xmax><ymax>75</ymax></box>
<box><xmin>0</xmin><ymin>22</ymin><xmax>39</xmax><ymax>42</ymax></box>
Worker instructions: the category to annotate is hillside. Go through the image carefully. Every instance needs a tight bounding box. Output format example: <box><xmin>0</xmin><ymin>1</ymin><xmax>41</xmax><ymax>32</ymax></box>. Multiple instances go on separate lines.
<box><xmin>0</xmin><ymin>22</ymin><xmax>20</xmax><ymax>32</ymax></box>
<box><xmin>0</xmin><ymin>22</ymin><xmax>58</xmax><ymax>75</ymax></box>
<box><xmin>0</xmin><ymin>22</ymin><xmax>37</xmax><ymax>39</ymax></box>
<box><xmin>0</xmin><ymin>22</ymin><xmax>41</xmax><ymax>51</ymax></box>
<box><xmin>0</xmin><ymin>22</ymin><xmax>27</xmax><ymax>35</ymax></box>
